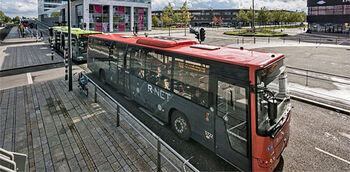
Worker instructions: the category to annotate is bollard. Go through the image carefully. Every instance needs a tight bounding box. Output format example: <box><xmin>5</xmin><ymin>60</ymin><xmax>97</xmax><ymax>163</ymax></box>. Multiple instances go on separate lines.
<box><xmin>242</xmin><ymin>37</ymin><xmax>244</xmax><ymax>44</ymax></box>
<box><xmin>254</xmin><ymin>37</ymin><xmax>256</xmax><ymax>44</ymax></box>
<box><xmin>94</xmin><ymin>85</ymin><xmax>97</xmax><ymax>103</ymax></box>
<box><xmin>50</xmin><ymin>38</ymin><xmax>54</xmax><ymax>61</ymax></box>
<box><xmin>283</xmin><ymin>38</ymin><xmax>285</xmax><ymax>44</ymax></box>
<box><xmin>116</xmin><ymin>105</ymin><xmax>120</xmax><ymax>127</ymax></box>
<box><xmin>268</xmin><ymin>37</ymin><xmax>270</xmax><ymax>44</ymax></box>
<box><xmin>299</xmin><ymin>38</ymin><xmax>301</xmax><ymax>44</ymax></box>
<box><xmin>157</xmin><ymin>139</ymin><xmax>161</xmax><ymax>172</ymax></box>
<box><xmin>64</xmin><ymin>49</ymin><xmax>68</xmax><ymax>81</ymax></box>
<box><xmin>237</xmin><ymin>38</ymin><xmax>239</xmax><ymax>44</ymax></box>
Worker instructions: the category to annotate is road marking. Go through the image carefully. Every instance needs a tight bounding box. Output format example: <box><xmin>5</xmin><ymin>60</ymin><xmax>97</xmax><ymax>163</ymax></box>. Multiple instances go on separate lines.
<box><xmin>315</xmin><ymin>147</ymin><xmax>350</xmax><ymax>165</ymax></box>
<box><xmin>27</xmin><ymin>73</ymin><xmax>33</xmax><ymax>84</ymax></box>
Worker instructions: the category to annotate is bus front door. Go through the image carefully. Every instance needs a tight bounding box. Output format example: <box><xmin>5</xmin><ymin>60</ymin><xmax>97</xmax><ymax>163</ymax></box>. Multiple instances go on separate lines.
<box><xmin>215</xmin><ymin>79</ymin><xmax>250</xmax><ymax>171</ymax></box>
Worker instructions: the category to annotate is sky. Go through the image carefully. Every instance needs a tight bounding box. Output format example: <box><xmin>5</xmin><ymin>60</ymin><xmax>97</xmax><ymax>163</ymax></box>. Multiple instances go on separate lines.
<box><xmin>0</xmin><ymin>0</ymin><xmax>307</xmax><ymax>18</ymax></box>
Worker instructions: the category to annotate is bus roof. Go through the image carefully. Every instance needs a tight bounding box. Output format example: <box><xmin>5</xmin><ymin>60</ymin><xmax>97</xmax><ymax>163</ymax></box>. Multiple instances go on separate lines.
<box><xmin>61</xmin><ymin>29</ymin><xmax>102</xmax><ymax>35</ymax></box>
<box><xmin>90</xmin><ymin>34</ymin><xmax>284</xmax><ymax>68</ymax></box>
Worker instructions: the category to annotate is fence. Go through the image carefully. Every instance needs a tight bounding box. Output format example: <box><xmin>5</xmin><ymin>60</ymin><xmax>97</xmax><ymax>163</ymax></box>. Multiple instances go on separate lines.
<box><xmin>286</xmin><ymin>66</ymin><xmax>350</xmax><ymax>87</ymax></box>
<box><xmin>0</xmin><ymin>148</ymin><xmax>27</xmax><ymax>172</ymax></box>
<box><xmin>81</xmin><ymin>73</ymin><xmax>199</xmax><ymax>172</ymax></box>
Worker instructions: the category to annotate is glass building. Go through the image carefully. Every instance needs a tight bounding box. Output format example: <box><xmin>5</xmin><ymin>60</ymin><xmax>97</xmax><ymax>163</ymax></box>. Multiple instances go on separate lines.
<box><xmin>41</xmin><ymin>0</ymin><xmax>152</xmax><ymax>32</ymax></box>
<box><xmin>307</xmin><ymin>0</ymin><xmax>350</xmax><ymax>33</ymax></box>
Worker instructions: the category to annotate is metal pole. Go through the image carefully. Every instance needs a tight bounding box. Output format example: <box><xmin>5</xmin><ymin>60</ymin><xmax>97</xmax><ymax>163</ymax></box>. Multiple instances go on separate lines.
<box><xmin>157</xmin><ymin>139</ymin><xmax>161</xmax><ymax>172</ymax></box>
<box><xmin>116</xmin><ymin>106</ymin><xmax>120</xmax><ymax>127</ymax></box>
<box><xmin>64</xmin><ymin>50</ymin><xmax>68</xmax><ymax>81</ymax></box>
<box><xmin>50</xmin><ymin>38</ymin><xmax>54</xmax><ymax>60</ymax></box>
<box><xmin>252</xmin><ymin>0</ymin><xmax>255</xmax><ymax>30</ymax></box>
<box><xmin>68</xmin><ymin>0</ymin><xmax>73</xmax><ymax>91</ymax></box>
<box><xmin>94</xmin><ymin>85</ymin><xmax>97</xmax><ymax>103</ymax></box>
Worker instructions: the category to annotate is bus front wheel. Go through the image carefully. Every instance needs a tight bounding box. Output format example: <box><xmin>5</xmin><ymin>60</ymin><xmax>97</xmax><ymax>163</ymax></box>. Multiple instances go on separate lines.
<box><xmin>99</xmin><ymin>69</ymin><xmax>106</xmax><ymax>84</ymax></box>
<box><xmin>171</xmin><ymin>111</ymin><xmax>191</xmax><ymax>140</ymax></box>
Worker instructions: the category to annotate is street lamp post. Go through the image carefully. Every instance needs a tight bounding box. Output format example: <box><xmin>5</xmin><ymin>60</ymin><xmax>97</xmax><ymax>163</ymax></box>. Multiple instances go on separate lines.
<box><xmin>68</xmin><ymin>0</ymin><xmax>72</xmax><ymax>91</ymax></box>
<box><xmin>252</xmin><ymin>0</ymin><xmax>255</xmax><ymax>30</ymax></box>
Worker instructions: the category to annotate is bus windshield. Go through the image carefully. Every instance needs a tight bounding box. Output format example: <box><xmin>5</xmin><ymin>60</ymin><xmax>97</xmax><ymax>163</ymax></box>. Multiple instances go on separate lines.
<box><xmin>256</xmin><ymin>60</ymin><xmax>291</xmax><ymax>136</ymax></box>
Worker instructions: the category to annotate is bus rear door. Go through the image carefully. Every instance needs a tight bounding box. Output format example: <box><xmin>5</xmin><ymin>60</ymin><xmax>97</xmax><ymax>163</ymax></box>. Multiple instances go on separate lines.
<box><xmin>215</xmin><ymin>77</ymin><xmax>250</xmax><ymax>171</ymax></box>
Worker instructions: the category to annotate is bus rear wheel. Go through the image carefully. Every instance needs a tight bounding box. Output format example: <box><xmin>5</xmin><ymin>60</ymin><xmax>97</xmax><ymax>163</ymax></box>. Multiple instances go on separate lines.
<box><xmin>171</xmin><ymin>111</ymin><xmax>191</xmax><ymax>140</ymax></box>
<box><xmin>99</xmin><ymin>69</ymin><xmax>106</xmax><ymax>84</ymax></box>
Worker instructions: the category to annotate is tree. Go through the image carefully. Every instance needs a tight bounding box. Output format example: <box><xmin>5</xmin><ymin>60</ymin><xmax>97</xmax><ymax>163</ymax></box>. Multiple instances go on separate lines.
<box><xmin>246</xmin><ymin>8</ymin><xmax>258</xmax><ymax>25</ymax></box>
<box><xmin>236</xmin><ymin>9</ymin><xmax>248</xmax><ymax>25</ymax></box>
<box><xmin>161</xmin><ymin>2</ymin><xmax>174</xmax><ymax>27</ymax></box>
<box><xmin>272</xmin><ymin>10</ymin><xmax>284</xmax><ymax>25</ymax></box>
<box><xmin>257</xmin><ymin>7</ymin><xmax>271</xmax><ymax>27</ymax></box>
<box><xmin>218</xmin><ymin>16</ymin><xmax>223</xmax><ymax>25</ymax></box>
<box><xmin>212</xmin><ymin>16</ymin><xmax>218</xmax><ymax>25</ymax></box>
<box><xmin>13</xmin><ymin>16</ymin><xmax>20</xmax><ymax>24</ymax></box>
<box><xmin>51</xmin><ymin>12</ymin><xmax>61</xmax><ymax>17</ymax></box>
<box><xmin>179</xmin><ymin>0</ymin><xmax>192</xmax><ymax>26</ymax></box>
<box><xmin>152</xmin><ymin>15</ymin><xmax>160</xmax><ymax>27</ymax></box>
<box><xmin>4</xmin><ymin>16</ymin><xmax>11</xmax><ymax>23</ymax></box>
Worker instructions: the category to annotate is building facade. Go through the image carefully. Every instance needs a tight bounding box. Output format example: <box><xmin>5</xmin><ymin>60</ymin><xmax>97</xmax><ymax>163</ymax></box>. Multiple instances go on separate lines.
<box><xmin>38</xmin><ymin>0</ymin><xmax>64</xmax><ymax>20</ymax></box>
<box><xmin>40</xmin><ymin>0</ymin><xmax>152</xmax><ymax>32</ymax></box>
<box><xmin>152</xmin><ymin>9</ymin><xmax>244</xmax><ymax>27</ymax></box>
<box><xmin>307</xmin><ymin>0</ymin><xmax>350</xmax><ymax>33</ymax></box>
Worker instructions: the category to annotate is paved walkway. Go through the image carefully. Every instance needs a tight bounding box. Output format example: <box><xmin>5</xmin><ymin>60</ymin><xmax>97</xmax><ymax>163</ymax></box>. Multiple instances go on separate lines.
<box><xmin>1</xmin><ymin>26</ymin><xmax>37</xmax><ymax>45</ymax></box>
<box><xmin>0</xmin><ymin>43</ymin><xmax>62</xmax><ymax>71</ymax></box>
<box><xmin>0</xmin><ymin>77</ymin><xmax>177</xmax><ymax>172</ymax></box>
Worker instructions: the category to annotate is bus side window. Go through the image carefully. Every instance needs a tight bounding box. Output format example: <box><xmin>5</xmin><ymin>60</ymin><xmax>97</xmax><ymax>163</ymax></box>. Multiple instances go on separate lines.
<box><xmin>173</xmin><ymin>58</ymin><xmax>209</xmax><ymax>107</ymax></box>
<box><xmin>145</xmin><ymin>51</ymin><xmax>172</xmax><ymax>91</ymax></box>
<box><xmin>130</xmin><ymin>48</ymin><xmax>145</xmax><ymax>79</ymax></box>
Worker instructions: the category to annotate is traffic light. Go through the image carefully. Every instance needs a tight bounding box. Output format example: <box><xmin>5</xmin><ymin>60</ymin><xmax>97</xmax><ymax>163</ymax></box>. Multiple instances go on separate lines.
<box><xmin>195</xmin><ymin>32</ymin><xmax>199</xmax><ymax>41</ymax></box>
<box><xmin>199</xmin><ymin>28</ymin><xmax>206</xmax><ymax>42</ymax></box>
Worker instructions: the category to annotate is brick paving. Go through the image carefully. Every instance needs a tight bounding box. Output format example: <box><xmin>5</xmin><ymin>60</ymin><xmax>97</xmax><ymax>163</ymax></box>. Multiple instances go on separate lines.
<box><xmin>0</xmin><ymin>43</ymin><xmax>61</xmax><ymax>71</ymax></box>
<box><xmin>0</xmin><ymin>77</ymin><xmax>178</xmax><ymax>172</ymax></box>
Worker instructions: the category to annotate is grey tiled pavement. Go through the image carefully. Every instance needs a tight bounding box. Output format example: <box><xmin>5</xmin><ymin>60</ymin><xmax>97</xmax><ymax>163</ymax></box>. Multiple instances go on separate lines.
<box><xmin>0</xmin><ymin>77</ymin><xmax>178</xmax><ymax>172</ymax></box>
<box><xmin>0</xmin><ymin>43</ymin><xmax>62</xmax><ymax>71</ymax></box>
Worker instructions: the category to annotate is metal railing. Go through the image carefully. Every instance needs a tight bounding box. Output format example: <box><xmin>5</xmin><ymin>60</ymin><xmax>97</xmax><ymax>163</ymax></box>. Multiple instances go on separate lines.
<box><xmin>0</xmin><ymin>148</ymin><xmax>27</xmax><ymax>172</ymax></box>
<box><xmin>81</xmin><ymin>73</ymin><xmax>199</xmax><ymax>172</ymax></box>
<box><xmin>286</xmin><ymin>66</ymin><xmax>350</xmax><ymax>86</ymax></box>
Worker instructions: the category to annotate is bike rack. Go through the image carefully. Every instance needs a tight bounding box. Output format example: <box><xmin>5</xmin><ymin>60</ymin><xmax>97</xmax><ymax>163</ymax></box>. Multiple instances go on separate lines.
<box><xmin>81</xmin><ymin>72</ymin><xmax>199</xmax><ymax>172</ymax></box>
<box><xmin>0</xmin><ymin>148</ymin><xmax>27</xmax><ymax>172</ymax></box>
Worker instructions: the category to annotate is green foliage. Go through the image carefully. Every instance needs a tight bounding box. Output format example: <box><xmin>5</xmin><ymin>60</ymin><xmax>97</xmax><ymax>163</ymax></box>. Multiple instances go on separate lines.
<box><xmin>179</xmin><ymin>1</ymin><xmax>192</xmax><ymax>26</ymax></box>
<box><xmin>257</xmin><ymin>7</ymin><xmax>271</xmax><ymax>26</ymax></box>
<box><xmin>161</xmin><ymin>2</ymin><xmax>174</xmax><ymax>27</ymax></box>
<box><xmin>246</xmin><ymin>9</ymin><xmax>258</xmax><ymax>23</ymax></box>
<box><xmin>13</xmin><ymin>16</ymin><xmax>20</xmax><ymax>24</ymax></box>
<box><xmin>237</xmin><ymin>9</ymin><xmax>248</xmax><ymax>23</ymax></box>
<box><xmin>51</xmin><ymin>12</ymin><xmax>61</xmax><ymax>17</ymax></box>
<box><xmin>224</xmin><ymin>30</ymin><xmax>288</xmax><ymax>37</ymax></box>
<box><xmin>152</xmin><ymin>15</ymin><xmax>160</xmax><ymax>27</ymax></box>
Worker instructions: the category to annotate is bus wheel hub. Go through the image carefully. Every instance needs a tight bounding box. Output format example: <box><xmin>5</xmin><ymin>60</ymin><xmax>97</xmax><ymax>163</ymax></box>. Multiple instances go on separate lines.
<box><xmin>174</xmin><ymin>118</ymin><xmax>186</xmax><ymax>133</ymax></box>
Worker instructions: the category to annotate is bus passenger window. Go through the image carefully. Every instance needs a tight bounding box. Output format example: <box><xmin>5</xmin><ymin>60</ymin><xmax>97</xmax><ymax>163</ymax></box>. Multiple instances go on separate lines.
<box><xmin>144</xmin><ymin>51</ymin><xmax>172</xmax><ymax>91</ymax></box>
<box><xmin>173</xmin><ymin>58</ymin><xmax>209</xmax><ymax>107</ymax></box>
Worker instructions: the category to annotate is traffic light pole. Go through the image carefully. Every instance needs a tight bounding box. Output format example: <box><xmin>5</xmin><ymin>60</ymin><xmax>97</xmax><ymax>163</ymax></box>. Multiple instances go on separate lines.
<box><xmin>252</xmin><ymin>0</ymin><xmax>255</xmax><ymax>30</ymax></box>
<box><xmin>68</xmin><ymin>0</ymin><xmax>73</xmax><ymax>91</ymax></box>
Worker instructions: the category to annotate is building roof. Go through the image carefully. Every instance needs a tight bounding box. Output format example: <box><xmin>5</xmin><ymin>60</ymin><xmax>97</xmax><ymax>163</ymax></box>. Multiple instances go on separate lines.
<box><xmin>90</xmin><ymin>34</ymin><xmax>284</xmax><ymax>68</ymax></box>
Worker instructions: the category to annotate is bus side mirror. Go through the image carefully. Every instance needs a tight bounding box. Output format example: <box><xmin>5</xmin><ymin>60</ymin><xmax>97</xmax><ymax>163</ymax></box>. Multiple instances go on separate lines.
<box><xmin>268</xmin><ymin>99</ymin><xmax>277</xmax><ymax>125</ymax></box>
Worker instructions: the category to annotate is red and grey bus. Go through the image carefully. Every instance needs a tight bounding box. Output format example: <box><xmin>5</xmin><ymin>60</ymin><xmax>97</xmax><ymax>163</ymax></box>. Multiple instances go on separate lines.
<box><xmin>87</xmin><ymin>34</ymin><xmax>292</xmax><ymax>171</ymax></box>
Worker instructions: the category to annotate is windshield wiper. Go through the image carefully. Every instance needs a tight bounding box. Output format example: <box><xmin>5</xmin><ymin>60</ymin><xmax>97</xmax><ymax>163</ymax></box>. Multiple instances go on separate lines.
<box><xmin>269</xmin><ymin>104</ymin><xmax>291</xmax><ymax>138</ymax></box>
